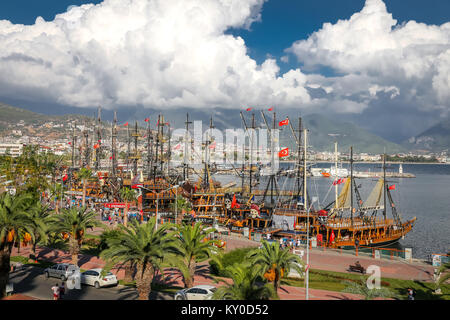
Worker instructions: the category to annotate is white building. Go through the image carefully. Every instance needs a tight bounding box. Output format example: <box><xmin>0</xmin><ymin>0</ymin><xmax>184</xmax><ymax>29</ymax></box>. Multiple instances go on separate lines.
<box><xmin>0</xmin><ymin>143</ymin><xmax>23</xmax><ymax>157</ymax></box>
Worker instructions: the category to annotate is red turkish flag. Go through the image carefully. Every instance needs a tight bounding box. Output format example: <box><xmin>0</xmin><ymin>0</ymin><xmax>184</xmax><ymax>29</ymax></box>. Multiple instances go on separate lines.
<box><xmin>278</xmin><ymin>148</ymin><xmax>289</xmax><ymax>158</ymax></box>
<box><xmin>62</xmin><ymin>174</ymin><xmax>68</xmax><ymax>182</ymax></box>
<box><xmin>389</xmin><ymin>185</ymin><xmax>396</xmax><ymax>190</ymax></box>
<box><xmin>93</xmin><ymin>143</ymin><xmax>100</xmax><ymax>149</ymax></box>
<box><xmin>268</xmin><ymin>107</ymin><xmax>273</xmax><ymax>111</ymax></box>
<box><xmin>144</xmin><ymin>118</ymin><xmax>149</xmax><ymax>122</ymax></box>
<box><xmin>124</xmin><ymin>122</ymin><xmax>128</xmax><ymax>126</ymax></box>
<box><xmin>330</xmin><ymin>231</ymin><xmax>335</xmax><ymax>243</ymax></box>
<box><xmin>231</xmin><ymin>194</ymin><xmax>240</xmax><ymax>209</ymax></box>
<box><xmin>246</xmin><ymin>108</ymin><xmax>253</xmax><ymax>111</ymax></box>
<box><xmin>279</xmin><ymin>118</ymin><xmax>289</xmax><ymax>127</ymax></box>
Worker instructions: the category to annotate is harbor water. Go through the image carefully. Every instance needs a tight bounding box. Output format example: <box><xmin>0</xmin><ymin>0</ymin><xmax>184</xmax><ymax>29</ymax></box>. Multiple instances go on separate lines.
<box><xmin>214</xmin><ymin>163</ymin><xmax>450</xmax><ymax>260</ymax></box>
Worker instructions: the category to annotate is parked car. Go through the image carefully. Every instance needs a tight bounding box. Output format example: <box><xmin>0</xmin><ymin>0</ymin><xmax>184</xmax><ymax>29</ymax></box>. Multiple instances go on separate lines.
<box><xmin>80</xmin><ymin>269</ymin><xmax>118</xmax><ymax>289</ymax></box>
<box><xmin>174</xmin><ymin>285</ymin><xmax>216</xmax><ymax>300</ymax></box>
<box><xmin>44</xmin><ymin>263</ymin><xmax>79</xmax><ymax>281</ymax></box>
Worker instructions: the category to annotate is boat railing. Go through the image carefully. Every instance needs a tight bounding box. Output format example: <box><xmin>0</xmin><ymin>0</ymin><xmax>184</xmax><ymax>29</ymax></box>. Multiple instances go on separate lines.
<box><xmin>326</xmin><ymin>218</ymin><xmax>395</xmax><ymax>229</ymax></box>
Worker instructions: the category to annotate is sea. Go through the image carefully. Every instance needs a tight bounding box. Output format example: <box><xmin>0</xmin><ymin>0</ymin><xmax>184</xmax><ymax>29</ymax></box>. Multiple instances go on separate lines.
<box><xmin>213</xmin><ymin>162</ymin><xmax>450</xmax><ymax>260</ymax></box>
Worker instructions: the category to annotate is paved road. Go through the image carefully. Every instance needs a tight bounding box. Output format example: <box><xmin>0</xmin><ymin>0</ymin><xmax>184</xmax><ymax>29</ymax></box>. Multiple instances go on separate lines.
<box><xmin>8</xmin><ymin>266</ymin><xmax>172</xmax><ymax>300</ymax></box>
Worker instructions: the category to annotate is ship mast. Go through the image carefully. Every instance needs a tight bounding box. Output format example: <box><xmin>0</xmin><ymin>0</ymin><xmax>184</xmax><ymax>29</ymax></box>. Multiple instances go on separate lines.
<box><xmin>249</xmin><ymin>113</ymin><xmax>255</xmax><ymax>195</ymax></box>
<box><xmin>131</xmin><ymin>121</ymin><xmax>140</xmax><ymax>177</ymax></box>
<box><xmin>204</xmin><ymin>117</ymin><xmax>214</xmax><ymax>190</ymax></box>
<box><xmin>288</xmin><ymin>116</ymin><xmax>303</xmax><ymax>203</ymax></box>
<box><xmin>159</xmin><ymin>114</ymin><xmax>164</xmax><ymax>174</ymax></box>
<box><xmin>335</xmin><ymin>141</ymin><xmax>338</xmax><ymax>209</ymax></box>
<box><xmin>260</xmin><ymin>110</ymin><xmax>279</xmax><ymax>205</ymax></box>
<box><xmin>82</xmin><ymin>120</ymin><xmax>90</xmax><ymax>168</ymax></box>
<box><xmin>183</xmin><ymin>113</ymin><xmax>192</xmax><ymax>182</ymax></box>
<box><xmin>146</xmin><ymin>117</ymin><xmax>153</xmax><ymax>181</ymax></box>
<box><xmin>350</xmin><ymin>146</ymin><xmax>354</xmax><ymax>227</ymax></box>
<box><xmin>71</xmin><ymin>123</ymin><xmax>76</xmax><ymax>168</ymax></box>
<box><xmin>303</xmin><ymin>128</ymin><xmax>307</xmax><ymax>212</ymax></box>
<box><xmin>154</xmin><ymin>114</ymin><xmax>160</xmax><ymax>182</ymax></box>
<box><xmin>111</xmin><ymin>111</ymin><xmax>118</xmax><ymax>177</ymax></box>
<box><xmin>383</xmin><ymin>152</ymin><xmax>387</xmax><ymax>221</ymax></box>
<box><xmin>126</xmin><ymin>122</ymin><xmax>130</xmax><ymax>177</ymax></box>
<box><xmin>94</xmin><ymin>106</ymin><xmax>102</xmax><ymax>171</ymax></box>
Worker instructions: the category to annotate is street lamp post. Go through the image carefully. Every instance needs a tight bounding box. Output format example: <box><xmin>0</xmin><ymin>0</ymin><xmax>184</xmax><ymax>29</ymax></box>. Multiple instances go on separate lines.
<box><xmin>306</xmin><ymin>196</ymin><xmax>318</xmax><ymax>300</ymax></box>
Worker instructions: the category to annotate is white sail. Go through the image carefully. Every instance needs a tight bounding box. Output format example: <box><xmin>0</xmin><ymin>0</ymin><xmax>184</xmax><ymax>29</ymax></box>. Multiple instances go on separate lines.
<box><xmin>361</xmin><ymin>178</ymin><xmax>384</xmax><ymax>210</ymax></box>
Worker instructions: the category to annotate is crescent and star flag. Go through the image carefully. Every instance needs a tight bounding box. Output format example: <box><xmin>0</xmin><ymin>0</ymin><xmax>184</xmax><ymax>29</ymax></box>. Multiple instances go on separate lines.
<box><xmin>68</xmin><ymin>142</ymin><xmax>71</xmax><ymax>145</ymax></box>
<box><xmin>330</xmin><ymin>231</ymin><xmax>335</xmax><ymax>243</ymax></box>
<box><xmin>389</xmin><ymin>185</ymin><xmax>396</xmax><ymax>190</ymax></box>
<box><xmin>278</xmin><ymin>148</ymin><xmax>289</xmax><ymax>158</ymax></box>
<box><xmin>333</xmin><ymin>178</ymin><xmax>345</xmax><ymax>185</ymax></box>
<box><xmin>62</xmin><ymin>174</ymin><xmax>68</xmax><ymax>182</ymax></box>
<box><xmin>268</xmin><ymin>107</ymin><xmax>273</xmax><ymax>111</ymax></box>
<box><xmin>124</xmin><ymin>122</ymin><xmax>128</xmax><ymax>126</ymax></box>
<box><xmin>144</xmin><ymin>118</ymin><xmax>149</xmax><ymax>122</ymax></box>
<box><xmin>279</xmin><ymin>118</ymin><xmax>289</xmax><ymax>127</ymax></box>
<box><xmin>93</xmin><ymin>143</ymin><xmax>100</xmax><ymax>149</ymax></box>
<box><xmin>246</xmin><ymin>107</ymin><xmax>253</xmax><ymax>111</ymax></box>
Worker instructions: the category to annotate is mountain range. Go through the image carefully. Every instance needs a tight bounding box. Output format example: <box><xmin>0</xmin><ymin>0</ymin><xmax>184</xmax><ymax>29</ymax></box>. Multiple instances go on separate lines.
<box><xmin>0</xmin><ymin>101</ymin><xmax>447</xmax><ymax>154</ymax></box>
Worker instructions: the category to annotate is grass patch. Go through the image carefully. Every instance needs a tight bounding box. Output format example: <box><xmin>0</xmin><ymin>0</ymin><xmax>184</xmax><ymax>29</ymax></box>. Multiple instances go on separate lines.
<box><xmin>282</xmin><ymin>269</ymin><xmax>450</xmax><ymax>300</ymax></box>
<box><xmin>10</xmin><ymin>255</ymin><xmax>55</xmax><ymax>269</ymax></box>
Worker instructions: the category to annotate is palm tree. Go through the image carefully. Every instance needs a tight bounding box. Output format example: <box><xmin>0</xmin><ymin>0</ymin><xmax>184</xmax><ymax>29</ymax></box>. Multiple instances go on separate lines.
<box><xmin>341</xmin><ymin>276</ymin><xmax>396</xmax><ymax>300</ymax></box>
<box><xmin>212</xmin><ymin>263</ymin><xmax>276</xmax><ymax>300</ymax></box>
<box><xmin>246</xmin><ymin>240</ymin><xmax>304</xmax><ymax>294</ymax></box>
<box><xmin>119</xmin><ymin>187</ymin><xmax>137</xmax><ymax>227</ymax></box>
<box><xmin>77</xmin><ymin>168</ymin><xmax>92</xmax><ymax>207</ymax></box>
<box><xmin>100</xmin><ymin>218</ymin><xmax>178</xmax><ymax>300</ymax></box>
<box><xmin>170</xmin><ymin>222</ymin><xmax>219</xmax><ymax>288</ymax></box>
<box><xmin>171</xmin><ymin>196</ymin><xmax>192</xmax><ymax>223</ymax></box>
<box><xmin>25</xmin><ymin>201</ymin><xmax>52</xmax><ymax>261</ymax></box>
<box><xmin>50</xmin><ymin>206</ymin><xmax>102</xmax><ymax>265</ymax></box>
<box><xmin>49</xmin><ymin>183</ymin><xmax>65</xmax><ymax>215</ymax></box>
<box><xmin>0</xmin><ymin>192</ymin><xmax>36</xmax><ymax>298</ymax></box>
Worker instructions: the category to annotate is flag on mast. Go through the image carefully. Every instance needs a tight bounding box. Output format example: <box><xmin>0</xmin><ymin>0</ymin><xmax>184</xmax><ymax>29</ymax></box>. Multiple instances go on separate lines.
<box><xmin>278</xmin><ymin>148</ymin><xmax>289</xmax><ymax>158</ymax></box>
<box><xmin>279</xmin><ymin>118</ymin><xmax>289</xmax><ymax>127</ymax></box>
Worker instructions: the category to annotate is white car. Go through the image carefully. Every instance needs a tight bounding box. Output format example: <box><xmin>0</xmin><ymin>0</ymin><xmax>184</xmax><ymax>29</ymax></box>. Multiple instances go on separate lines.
<box><xmin>44</xmin><ymin>263</ymin><xmax>79</xmax><ymax>281</ymax></box>
<box><xmin>174</xmin><ymin>285</ymin><xmax>216</xmax><ymax>300</ymax></box>
<box><xmin>80</xmin><ymin>269</ymin><xmax>118</xmax><ymax>289</ymax></box>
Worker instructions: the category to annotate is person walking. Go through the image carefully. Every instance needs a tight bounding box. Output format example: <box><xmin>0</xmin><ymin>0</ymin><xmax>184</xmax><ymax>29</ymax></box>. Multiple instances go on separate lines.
<box><xmin>407</xmin><ymin>288</ymin><xmax>415</xmax><ymax>300</ymax></box>
<box><xmin>51</xmin><ymin>283</ymin><xmax>60</xmax><ymax>300</ymax></box>
<box><xmin>59</xmin><ymin>282</ymin><xmax>65</xmax><ymax>300</ymax></box>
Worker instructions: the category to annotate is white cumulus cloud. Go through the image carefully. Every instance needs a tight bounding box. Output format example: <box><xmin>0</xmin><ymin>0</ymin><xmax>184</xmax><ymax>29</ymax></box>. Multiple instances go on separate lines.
<box><xmin>0</xmin><ymin>0</ymin><xmax>311</xmax><ymax>110</ymax></box>
<box><xmin>288</xmin><ymin>0</ymin><xmax>450</xmax><ymax>113</ymax></box>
